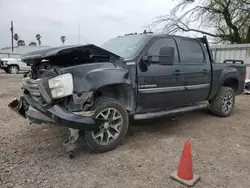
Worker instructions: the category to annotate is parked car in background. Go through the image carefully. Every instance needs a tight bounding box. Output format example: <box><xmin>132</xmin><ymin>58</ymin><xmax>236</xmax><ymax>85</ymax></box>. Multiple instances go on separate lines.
<box><xmin>0</xmin><ymin>58</ymin><xmax>31</xmax><ymax>74</ymax></box>
<box><xmin>245</xmin><ymin>79</ymin><xmax>250</xmax><ymax>94</ymax></box>
<box><xmin>244</xmin><ymin>65</ymin><xmax>250</xmax><ymax>94</ymax></box>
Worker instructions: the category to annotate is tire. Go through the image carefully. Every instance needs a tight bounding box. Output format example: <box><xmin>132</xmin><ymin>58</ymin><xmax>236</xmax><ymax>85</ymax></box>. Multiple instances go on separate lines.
<box><xmin>84</xmin><ymin>97</ymin><xmax>129</xmax><ymax>153</ymax></box>
<box><xmin>210</xmin><ymin>86</ymin><xmax>235</xmax><ymax>117</ymax></box>
<box><xmin>8</xmin><ymin>65</ymin><xmax>19</xmax><ymax>74</ymax></box>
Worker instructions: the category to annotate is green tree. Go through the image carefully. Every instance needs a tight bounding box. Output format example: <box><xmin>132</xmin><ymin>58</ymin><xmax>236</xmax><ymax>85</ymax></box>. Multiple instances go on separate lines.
<box><xmin>149</xmin><ymin>0</ymin><xmax>250</xmax><ymax>44</ymax></box>
<box><xmin>36</xmin><ymin>34</ymin><xmax>42</xmax><ymax>45</ymax></box>
<box><xmin>61</xmin><ymin>36</ymin><xmax>66</xmax><ymax>45</ymax></box>
<box><xmin>17</xmin><ymin>40</ymin><xmax>25</xmax><ymax>46</ymax></box>
<box><xmin>29</xmin><ymin>42</ymin><xmax>37</xmax><ymax>46</ymax></box>
<box><xmin>13</xmin><ymin>33</ymin><xmax>19</xmax><ymax>45</ymax></box>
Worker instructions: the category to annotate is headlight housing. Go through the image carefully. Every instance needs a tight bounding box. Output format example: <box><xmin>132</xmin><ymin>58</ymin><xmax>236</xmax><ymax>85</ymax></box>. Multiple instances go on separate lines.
<box><xmin>48</xmin><ymin>73</ymin><xmax>73</xmax><ymax>99</ymax></box>
<box><xmin>1</xmin><ymin>60</ymin><xmax>8</xmax><ymax>67</ymax></box>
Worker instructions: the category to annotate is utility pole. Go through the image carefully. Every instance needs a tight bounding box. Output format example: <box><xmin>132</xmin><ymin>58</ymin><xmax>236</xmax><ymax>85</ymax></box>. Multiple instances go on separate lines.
<box><xmin>10</xmin><ymin>21</ymin><xmax>14</xmax><ymax>52</ymax></box>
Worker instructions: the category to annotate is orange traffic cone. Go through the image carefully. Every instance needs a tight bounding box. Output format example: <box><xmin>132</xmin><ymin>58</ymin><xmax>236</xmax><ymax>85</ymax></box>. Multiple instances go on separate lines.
<box><xmin>170</xmin><ymin>141</ymin><xmax>200</xmax><ymax>187</ymax></box>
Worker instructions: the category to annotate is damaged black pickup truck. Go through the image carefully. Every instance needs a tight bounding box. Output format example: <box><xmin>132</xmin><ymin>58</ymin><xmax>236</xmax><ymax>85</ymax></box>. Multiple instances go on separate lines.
<box><xmin>9</xmin><ymin>33</ymin><xmax>246</xmax><ymax>156</ymax></box>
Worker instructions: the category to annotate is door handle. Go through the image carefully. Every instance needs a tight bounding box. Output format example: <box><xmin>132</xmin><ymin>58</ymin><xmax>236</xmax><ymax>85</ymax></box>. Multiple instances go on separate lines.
<box><xmin>202</xmin><ymin>69</ymin><xmax>209</xmax><ymax>75</ymax></box>
<box><xmin>173</xmin><ymin>70</ymin><xmax>183</xmax><ymax>76</ymax></box>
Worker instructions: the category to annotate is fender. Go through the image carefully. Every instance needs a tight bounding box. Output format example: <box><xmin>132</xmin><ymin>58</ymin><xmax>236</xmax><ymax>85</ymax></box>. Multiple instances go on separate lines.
<box><xmin>209</xmin><ymin>67</ymin><xmax>239</xmax><ymax>100</ymax></box>
<box><xmin>58</xmin><ymin>62</ymin><xmax>132</xmax><ymax>93</ymax></box>
<box><xmin>219</xmin><ymin>67</ymin><xmax>239</xmax><ymax>87</ymax></box>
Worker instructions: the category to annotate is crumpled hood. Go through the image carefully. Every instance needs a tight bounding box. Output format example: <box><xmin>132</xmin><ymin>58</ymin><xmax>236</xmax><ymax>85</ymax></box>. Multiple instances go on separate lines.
<box><xmin>21</xmin><ymin>44</ymin><xmax>122</xmax><ymax>65</ymax></box>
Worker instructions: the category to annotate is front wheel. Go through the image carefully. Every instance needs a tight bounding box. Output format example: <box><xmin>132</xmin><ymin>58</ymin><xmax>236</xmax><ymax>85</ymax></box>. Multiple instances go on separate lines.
<box><xmin>8</xmin><ymin>65</ymin><xmax>19</xmax><ymax>74</ymax></box>
<box><xmin>84</xmin><ymin>97</ymin><xmax>129</xmax><ymax>153</ymax></box>
<box><xmin>210</xmin><ymin>86</ymin><xmax>235</xmax><ymax>117</ymax></box>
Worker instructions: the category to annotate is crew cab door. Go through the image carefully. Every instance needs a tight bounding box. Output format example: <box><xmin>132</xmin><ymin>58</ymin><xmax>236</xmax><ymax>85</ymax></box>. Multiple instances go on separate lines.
<box><xmin>179</xmin><ymin>38</ymin><xmax>211</xmax><ymax>103</ymax></box>
<box><xmin>136</xmin><ymin>37</ymin><xmax>184</xmax><ymax>112</ymax></box>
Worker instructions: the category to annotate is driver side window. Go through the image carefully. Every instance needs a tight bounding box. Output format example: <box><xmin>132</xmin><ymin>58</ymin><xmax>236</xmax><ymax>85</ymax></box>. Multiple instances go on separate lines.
<box><xmin>147</xmin><ymin>38</ymin><xmax>179</xmax><ymax>63</ymax></box>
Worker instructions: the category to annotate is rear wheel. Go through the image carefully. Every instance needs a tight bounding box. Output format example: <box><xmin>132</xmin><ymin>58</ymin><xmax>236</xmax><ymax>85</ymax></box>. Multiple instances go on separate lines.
<box><xmin>84</xmin><ymin>97</ymin><xmax>129</xmax><ymax>153</ymax></box>
<box><xmin>210</xmin><ymin>86</ymin><xmax>235</xmax><ymax>117</ymax></box>
<box><xmin>8</xmin><ymin>65</ymin><xmax>19</xmax><ymax>74</ymax></box>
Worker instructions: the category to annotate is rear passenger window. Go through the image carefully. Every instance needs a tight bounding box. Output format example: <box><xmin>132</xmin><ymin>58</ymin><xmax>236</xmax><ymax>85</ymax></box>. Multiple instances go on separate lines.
<box><xmin>147</xmin><ymin>38</ymin><xmax>179</xmax><ymax>63</ymax></box>
<box><xmin>180</xmin><ymin>39</ymin><xmax>205</xmax><ymax>64</ymax></box>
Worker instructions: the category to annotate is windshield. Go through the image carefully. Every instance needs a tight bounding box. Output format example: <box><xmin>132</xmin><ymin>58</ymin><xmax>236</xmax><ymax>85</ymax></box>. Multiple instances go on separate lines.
<box><xmin>101</xmin><ymin>35</ymin><xmax>150</xmax><ymax>59</ymax></box>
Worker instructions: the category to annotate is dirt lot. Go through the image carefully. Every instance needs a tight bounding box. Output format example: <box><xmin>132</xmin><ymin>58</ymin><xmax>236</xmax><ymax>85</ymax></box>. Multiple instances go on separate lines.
<box><xmin>0</xmin><ymin>70</ymin><xmax>250</xmax><ymax>188</ymax></box>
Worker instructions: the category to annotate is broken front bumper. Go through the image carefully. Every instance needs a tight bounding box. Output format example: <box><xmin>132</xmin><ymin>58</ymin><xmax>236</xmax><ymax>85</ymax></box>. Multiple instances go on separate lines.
<box><xmin>8</xmin><ymin>96</ymin><xmax>104</xmax><ymax>131</ymax></box>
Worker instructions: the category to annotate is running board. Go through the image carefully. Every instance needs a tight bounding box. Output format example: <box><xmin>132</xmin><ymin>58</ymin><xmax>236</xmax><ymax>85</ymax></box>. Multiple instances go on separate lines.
<box><xmin>134</xmin><ymin>103</ymin><xmax>209</xmax><ymax>120</ymax></box>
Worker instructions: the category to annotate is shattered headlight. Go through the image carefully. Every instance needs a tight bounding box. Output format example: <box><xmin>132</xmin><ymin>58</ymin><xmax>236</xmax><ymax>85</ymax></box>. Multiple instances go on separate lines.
<box><xmin>48</xmin><ymin>73</ymin><xmax>73</xmax><ymax>99</ymax></box>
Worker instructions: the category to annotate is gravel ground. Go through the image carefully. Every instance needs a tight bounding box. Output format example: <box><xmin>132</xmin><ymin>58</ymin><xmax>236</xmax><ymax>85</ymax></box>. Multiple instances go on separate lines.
<box><xmin>1</xmin><ymin>70</ymin><xmax>250</xmax><ymax>188</ymax></box>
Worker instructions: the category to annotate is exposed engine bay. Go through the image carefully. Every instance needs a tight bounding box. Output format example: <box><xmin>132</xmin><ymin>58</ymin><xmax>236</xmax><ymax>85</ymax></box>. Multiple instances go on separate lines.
<box><xmin>8</xmin><ymin>44</ymin><xmax>131</xmax><ymax>158</ymax></box>
<box><xmin>11</xmin><ymin>44</ymin><xmax>123</xmax><ymax>126</ymax></box>
<box><xmin>26</xmin><ymin>44</ymin><xmax>120</xmax><ymax>79</ymax></box>
<box><xmin>23</xmin><ymin>62</ymin><xmax>94</xmax><ymax>118</ymax></box>
<box><xmin>21</xmin><ymin>44</ymin><xmax>124</xmax><ymax>113</ymax></box>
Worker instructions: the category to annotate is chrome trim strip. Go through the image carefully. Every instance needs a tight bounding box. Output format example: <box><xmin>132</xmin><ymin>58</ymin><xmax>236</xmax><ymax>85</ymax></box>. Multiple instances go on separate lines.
<box><xmin>126</xmin><ymin>62</ymin><xmax>136</xmax><ymax>65</ymax></box>
<box><xmin>186</xmin><ymin>84</ymin><xmax>210</xmax><ymax>90</ymax></box>
<box><xmin>139</xmin><ymin>86</ymin><xmax>185</xmax><ymax>94</ymax></box>
<box><xmin>139</xmin><ymin>84</ymin><xmax>210</xmax><ymax>94</ymax></box>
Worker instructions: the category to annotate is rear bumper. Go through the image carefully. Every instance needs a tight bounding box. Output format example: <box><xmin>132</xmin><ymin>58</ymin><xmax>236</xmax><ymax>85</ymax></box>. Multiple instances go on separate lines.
<box><xmin>8</xmin><ymin>97</ymin><xmax>104</xmax><ymax>131</ymax></box>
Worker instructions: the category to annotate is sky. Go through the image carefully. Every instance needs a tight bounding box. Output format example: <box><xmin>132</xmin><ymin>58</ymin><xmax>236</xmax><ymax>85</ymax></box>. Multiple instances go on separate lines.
<box><xmin>0</xmin><ymin>0</ymin><xmax>176</xmax><ymax>49</ymax></box>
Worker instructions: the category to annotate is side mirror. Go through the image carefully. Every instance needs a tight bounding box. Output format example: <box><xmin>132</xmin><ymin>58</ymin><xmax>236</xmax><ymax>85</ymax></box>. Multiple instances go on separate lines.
<box><xmin>159</xmin><ymin>46</ymin><xmax>174</xmax><ymax>65</ymax></box>
<box><xmin>142</xmin><ymin>55</ymin><xmax>152</xmax><ymax>66</ymax></box>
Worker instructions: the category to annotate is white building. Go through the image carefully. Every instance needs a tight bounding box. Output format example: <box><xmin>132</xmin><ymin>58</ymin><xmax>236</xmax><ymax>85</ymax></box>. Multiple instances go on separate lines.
<box><xmin>210</xmin><ymin>43</ymin><xmax>250</xmax><ymax>79</ymax></box>
<box><xmin>0</xmin><ymin>45</ymin><xmax>51</xmax><ymax>59</ymax></box>
<box><xmin>210</xmin><ymin>43</ymin><xmax>250</xmax><ymax>64</ymax></box>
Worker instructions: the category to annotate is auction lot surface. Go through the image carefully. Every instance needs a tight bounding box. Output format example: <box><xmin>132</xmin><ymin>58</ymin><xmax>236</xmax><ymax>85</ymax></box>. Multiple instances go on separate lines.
<box><xmin>1</xmin><ymin>70</ymin><xmax>250</xmax><ymax>188</ymax></box>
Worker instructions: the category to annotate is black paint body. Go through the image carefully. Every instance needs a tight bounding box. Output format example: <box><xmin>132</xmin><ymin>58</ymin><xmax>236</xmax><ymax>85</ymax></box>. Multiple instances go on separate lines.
<box><xmin>132</xmin><ymin>35</ymin><xmax>245</xmax><ymax>113</ymax></box>
<box><xmin>8</xmin><ymin>35</ymin><xmax>246</xmax><ymax>130</ymax></box>
<box><xmin>55</xmin><ymin>35</ymin><xmax>245</xmax><ymax>114</ymax></box>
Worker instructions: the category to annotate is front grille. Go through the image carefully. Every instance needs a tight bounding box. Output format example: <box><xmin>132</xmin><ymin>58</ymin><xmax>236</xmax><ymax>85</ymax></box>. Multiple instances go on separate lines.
<box><xmin>23</xmin><ymin>77</ymin><xmax>47</xmax><ymax>105</ymax></box>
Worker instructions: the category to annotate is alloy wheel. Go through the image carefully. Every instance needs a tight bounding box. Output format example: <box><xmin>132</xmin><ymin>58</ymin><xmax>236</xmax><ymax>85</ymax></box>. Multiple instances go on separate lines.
<box><xmin>222</xmin><ymin>92</ymin><xmax>233</xmax><ymax>114</ymax></box>
<box><xmin>92</xmin><ymin>108</ymin><xmax>123</xmax><ymax>145</ymax></box>
<box><xmin>9</xmin><ymin>66</ymin><xmax>18</xmax><ymax>74</ymax></box>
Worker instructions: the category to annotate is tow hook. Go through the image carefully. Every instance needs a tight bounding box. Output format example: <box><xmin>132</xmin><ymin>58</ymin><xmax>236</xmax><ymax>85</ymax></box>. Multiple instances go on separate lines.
<box><xmin>63</xmin><ymin>128</ymin><xmax>80</xmax><ymax>159</ymax></box>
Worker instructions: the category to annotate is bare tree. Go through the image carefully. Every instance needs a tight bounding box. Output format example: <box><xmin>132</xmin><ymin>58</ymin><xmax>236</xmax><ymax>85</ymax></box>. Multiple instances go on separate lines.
<box><xmin>148</xmin><ymin>0</ymin><xmax>250</xmax><ymax>44</ymax></box>
<box><xmin>60</xmin><ymin>36</ymin><xmax>66</xmax><ymax>45</ymax></box>
<box><xmin>36</xmin><ymin>34</ymin><xmax>42</xmax><ymax>45</ymax></box>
